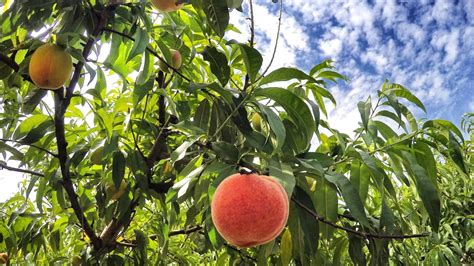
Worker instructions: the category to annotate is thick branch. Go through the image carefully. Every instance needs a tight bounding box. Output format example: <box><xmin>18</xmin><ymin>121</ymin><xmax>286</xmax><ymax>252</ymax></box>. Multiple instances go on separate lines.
<box><xmin>292</xmin><ymin>198</ymin><xmax>430</xmax><ymax>240</ymax></box>
<box><xmin>0</xmin><ymin>138</ymin><xmax>58</xmax><ymax>157</ymax></box>
<box><xmin>53</xmin><ymin>3</ymin><xmax>119</xmax><ymax>250</ymax></box>
<box><xmin>0</xmin><ymin>162</ymin><xmax>45</xmax><ymax>177</ymax></box>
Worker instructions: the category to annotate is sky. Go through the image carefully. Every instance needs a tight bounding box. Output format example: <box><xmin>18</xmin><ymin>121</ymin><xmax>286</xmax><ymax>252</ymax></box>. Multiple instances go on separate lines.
<box><xmin>228</xmin><ymin>0</ymin><xmax>474</xmax><ymax>134</ymax></box>
<box><xmin>1</xmin><ymin>0</ymin><xmax>473</xmax><ymax>201</ymax></box>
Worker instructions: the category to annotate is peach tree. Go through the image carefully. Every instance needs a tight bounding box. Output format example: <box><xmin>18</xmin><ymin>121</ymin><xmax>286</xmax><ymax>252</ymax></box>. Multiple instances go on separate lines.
<box><xmin>0</xmin><ymin>0</ymin><xmax>472</xmax><ymax>264</ymax></box>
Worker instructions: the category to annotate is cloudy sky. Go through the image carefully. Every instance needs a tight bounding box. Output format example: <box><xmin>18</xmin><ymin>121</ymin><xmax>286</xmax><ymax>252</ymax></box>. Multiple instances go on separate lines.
<box><xmin>1</xmin><ymin>0</ymin><xmax>473</xmax><ymax>201</ymax></box>
<box><xmin>229</xmin><ymin>0</ymin><xmax>474</xmax><ymax>133</ymax></box>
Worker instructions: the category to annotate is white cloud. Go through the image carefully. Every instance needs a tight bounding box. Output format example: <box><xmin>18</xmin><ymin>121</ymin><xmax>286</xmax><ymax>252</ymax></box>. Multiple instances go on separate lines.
<box><xmin>431</xmin><ymin>0</ymin><xmax>455</xmax><ymax>25</ymax></box>
<box><xmin>361</xmin><ymin>49</ymin><xmax>388</xmax><ymax>73</ymax></box>
<box><xmin>320</xmin><ymin>39</ymin><xmax>343</xmax><ymax>58</ymax></box>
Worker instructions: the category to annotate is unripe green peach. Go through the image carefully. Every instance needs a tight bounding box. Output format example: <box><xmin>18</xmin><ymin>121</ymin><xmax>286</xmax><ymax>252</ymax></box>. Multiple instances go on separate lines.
<box><xmin>90</xmin><ymin>147</ymin><xmax>104</xmax><ymax>165</ymax></box>
<box><xmin>251</xmin><ymin>113</ymin><xmax>262</xmax><ymax>131</ymax></box>
<box><xmin>106</xmin><ymin>180</ymin><xmax>128</xmax><ymax>201</ymax></box>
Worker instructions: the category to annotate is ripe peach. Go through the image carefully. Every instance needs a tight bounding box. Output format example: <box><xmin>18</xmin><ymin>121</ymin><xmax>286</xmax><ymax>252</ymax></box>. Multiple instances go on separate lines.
<box><xmin>151</xmin><ymin>0</ymin><xmax>183</xmax><ymax>12</ymax></box>
<box><xmin>159</xmin><ymin>49</ymin><xmax>182</xmax><ymax>73</ymax></box>
<box><xmin>28</xmin><ymin>43</ymin><xmax>73</xmax><ymax>90</ymax></box>
<box><xmin>211</xmin><ymin>173</ymin><xmax>289</xmax><ymax>248</ymax></box>
<box><xmin>0</xmin><ymin>253</ymin><xmax>8</xmax><ymax>264</ymax></box>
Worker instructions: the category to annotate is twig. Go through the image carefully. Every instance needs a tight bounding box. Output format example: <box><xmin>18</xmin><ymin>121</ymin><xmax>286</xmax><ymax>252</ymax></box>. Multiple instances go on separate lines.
<box><xmin>168</xmin><ymin>225</ymin><xmax>203</xmax><ymax>236</ymax></box>
<box><xmin>103</xmin><ymin>27</ymin><xmax>191</xmax><ymax>83</ymax></box>
<box><xmin>292</xmin><ymin>198</ymin><xmax>430</xmax><ymax>239</ymax></box>
<box><xmin>0</xmin><ymin>162</ymin><xmax>45</xmax><ymax>177</ymax></box>
<box><xmin>115</xmin><ymin>225</ymin><xmax>204</xmax><ymax>248</ymax></box>
<box><xmin>254</xmin><ymin>0</ymin><xmax>283</xmax><ymax>83</ymax></box>
<box><xmin>0</xmin><ymin>138</ymin><xmax>58</xmax><ymax>157</ymax></box>
<box><xmin>243</xmin><ymin>0</ymin><xmax>255</xmax><ymax>92</ymax></box>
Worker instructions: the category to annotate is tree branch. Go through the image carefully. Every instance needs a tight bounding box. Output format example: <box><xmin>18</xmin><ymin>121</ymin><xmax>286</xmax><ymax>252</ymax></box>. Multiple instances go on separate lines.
<box><xmin>0</xmin><ymin>162</ymin><xmax>45</xmax><ymax>177</ymax></box>
<box><xmin>292</xmin><ymin>198</ymin><xmax>430</xmax><ymax>240</ymax></box>
<box><xmin>0</xmin><ymin>138</ymin><xmax>58</xmax><ymax>157</ymax></box>
<box><xmin>52</xmin><ymin>2</ymin><xmax>119</xmax><ymax>251</ymax></box>
<box><xmin>0</xmin><ymin>52</ymin><xmax>19</xmax><ymax>72</ymax></box>
<box><xmin>0</xmin><ymin>52</ymin><xmax>33</xmax><ymax>83</ymax></box>
<box><xmin>168</xmin><ymin>225</ymin><xmax>203</xmax><ymax>236</ymax></box>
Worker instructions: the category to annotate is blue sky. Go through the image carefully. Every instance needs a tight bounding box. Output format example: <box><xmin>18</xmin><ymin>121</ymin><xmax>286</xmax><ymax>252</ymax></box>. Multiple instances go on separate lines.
<box><xmin>229</xmin><ymin>0</ymin><xmax>474</xmax><ymax>133</ymax></box>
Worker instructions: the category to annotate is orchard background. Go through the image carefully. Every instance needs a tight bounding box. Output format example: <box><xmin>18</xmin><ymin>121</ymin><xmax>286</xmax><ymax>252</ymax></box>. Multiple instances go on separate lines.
<box><xmin>0</xmin><ymin>0</ymin><xmax>473</xmax><ymax>264</ymax></box>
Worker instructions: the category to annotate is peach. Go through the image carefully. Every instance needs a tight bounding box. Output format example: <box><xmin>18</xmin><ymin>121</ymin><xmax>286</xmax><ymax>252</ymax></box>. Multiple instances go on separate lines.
<box><xmin>0</xmin><ymin>253</ymin><xmax>8</xmax><ymax>264</ymax></box>
<box><xmin>159</xmin><ymin>49</ymin><xmax>182</xmax><ymax>73</ymax></box>
<box><xmin>151</xmin><ymin>0</ymin><xmax>183</xmax><ymax>12</ymax></box>
<box><xmin>28</xmin><ymin>43</ymin><xmax>73</xmax><ymax>90</ymax></box>
<box><xmin>211</xmin><ymin>173</ymin><xmax>289</xmax><ymax>248</ymax></box>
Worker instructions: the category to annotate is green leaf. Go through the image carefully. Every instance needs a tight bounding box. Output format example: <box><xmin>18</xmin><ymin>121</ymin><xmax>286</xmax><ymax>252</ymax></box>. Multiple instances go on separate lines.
<box><xmin>226</xmin><ymin>0</ymin><xmax>243</xmax><ymax>9</ymax></box>
<box><xmin>372</xmin><ymin>120</ymin><xmax>397</xmax><ymax>141</ymax></box>
<box><xmin>388</xmin><ymin>83</ymin><xmax>426</xmax><ymax>113</ymax></box>
<box><xmin>194</xmin><ymin>100</ymin><xmax>211</xmax><ymax>132</ymax></box>
<box><xmin>202</xmin><ymin>46</ymin><xmax>230</xmax><ymax>86</ymax></box>
<box><xmin>228</xmin><ymin>41</ymin><xmax>263</xmax><ymax>82</ymax></box>
<box><xmin>348</xmin><ymin>236</ymin><xmax>367</xmax><ymax>266</ymax></box>
<box><xmin>133</xmin><ymin>78</ymin><xmax>154</xmax><ymax>105</ymax></box>
<box><xmin>448</xmin><ymin>132</ymin><xmax>468</xmax><ymax>174</ymax></box>
<box><xmin>313</xmin><ymin>178</ymin><xmax>338</xmax><ymax>239</ymax></box>
<box><xmin>13</xmin><ymin>114</ymin><xmax>52</xmax><ymax>142</ymax></box>
<box><xmin>325</xmin><ymin>173</ymin><xmax>370</xmax><ymax>228</ymax></box>
<box><xmin>357</xmin><ymin>98</ymin><xmax>371</xmax><ymax>132</ymax></box>
<box><xmin>350</xmin><ymin>162</ymin><xmax>369</xmax><ymax>204</ymax></box>
<box><xmin>257</xmin><ymin>104</ymin><xmax>286</xmax><ymax>151</ymax></box>
<box><xmin>383</xmin><ymin>92</ymin><xmax>402</xmax><ymax>120</ymax></box>
<box><xmin>375</xmin><ymin>110</ymin><xmax>407</xmax><ymax>132</ymax></box>
<box><xmin>379</xmin><ymin>199</ymin><xmax>396</xmax><ymax>233</ymax></box>
<box><xmin>112</xmin><ymin>151</ymin><xmax>126</xmax><ymax>189</ymax></box>
<box><xmin>316</xmin><ymin>70</ymin><xmax>348</xmax><ymax>82</ymax></box>
<box><xmin>210</xmin><ymin>141</ymin><xmax>239</xmax><ymax>164</ymax></box>
<box><xmin>171</xmin><ymin>137</ymin><xmax>199</xmax><ymax>163</ymax></box>
<box><xmin>402</xmin><ymin>152</ymin><xmax>441</xmax><ymax>231</ymax></box>
<box><xmin>290</xmin><ymin>187</ymin><xmax>320</xmax><ymax>260</ymax></box>
<box><xmin>127</xmin><ymin>28</ymin><xmax>148</xmax><ymax>61</ymax></box>
<box><xmin>413</xmin><ymin>141</ymin><xmax>438</xmax><ymax>185</ymax></box>
<box><xmin>423</xmin><ymin>119</ymin><xmax>464</xmax><ymax>142</ymax></box>
<box><xmin>22</xmin><ymin>90</ymin><xmax>48</xmax><ymax>114</ymax></box>
<box><xmin>309</xmin><ymin>59</ymin><xmax>333</xmax><ymax>76</ymax></box>
<box><xmin>201</xmin><ymin>0</ymin><xmax>229</xmax><ymax>37</ymax></box>
<box><xmin>259</xmin><ymin>67</ymin><xmax>317</xmax><ymax>86</ymax></box>
<box><xmin>280</xmin><ymin>228</ymin><xmax>292</xmax><ymax>266</ymax></box>
<box><xmin>269</xmin><ymin>160</ymin><xmax>295</xmax><ymax>198</ymax></box>
<box><xmin>254</xmin><ymin>87</ymin><xmax>315</xmax><ymax>150</ymax></box>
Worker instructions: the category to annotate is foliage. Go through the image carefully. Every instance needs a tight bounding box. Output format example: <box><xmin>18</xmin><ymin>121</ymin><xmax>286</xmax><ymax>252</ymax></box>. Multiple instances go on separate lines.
<box><xmin>0</xmin><ymin>0</ymin><xmax>472</xmax><ymax>264</ymax></box>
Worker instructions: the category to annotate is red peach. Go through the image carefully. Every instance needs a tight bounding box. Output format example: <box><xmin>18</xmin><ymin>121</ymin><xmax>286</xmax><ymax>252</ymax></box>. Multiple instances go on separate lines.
<box><xmin>211</xmin><ymin>173</ymin><xmax>289</xmax><ymax>248</ymax></box>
